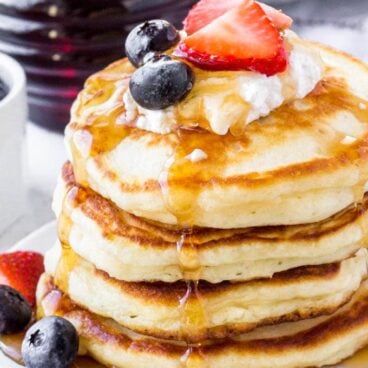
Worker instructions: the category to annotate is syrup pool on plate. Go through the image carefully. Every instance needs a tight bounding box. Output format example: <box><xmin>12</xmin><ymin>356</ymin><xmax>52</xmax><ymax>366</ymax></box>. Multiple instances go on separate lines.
<box><xmin>0</xmin><ymin>308</ymin><xmax>104</xmax><ymax>368</ymax></box>
<box><xmin>0</xmin><ymin>332</ymin><xmax>105</xmax><ymax>367</ymax></box>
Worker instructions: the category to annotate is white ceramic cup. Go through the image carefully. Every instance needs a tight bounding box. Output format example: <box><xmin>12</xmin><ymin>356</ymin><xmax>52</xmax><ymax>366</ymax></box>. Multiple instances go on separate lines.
<box><xmin>0</xmin><ymin>52</ymin><xmax>27</xmax><ymax>233</ymax></box>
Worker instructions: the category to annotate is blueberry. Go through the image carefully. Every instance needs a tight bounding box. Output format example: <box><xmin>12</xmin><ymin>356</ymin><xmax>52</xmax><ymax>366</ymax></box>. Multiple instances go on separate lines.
<box><xmin>125</xmin><ymin>19</ymin><xmax>180</xmax><ymax>67</ymax></box>
<box><xmin>22</xmin><ymin>316</ymin><xmax>79</xmax><ymax>368</ymax></box>
<box><xmin>129</xmin><ymin>56</ymin><xmax>194</xmax><ymax>110</ymax></box>
<box><xmin>0</xmin><ymin>285</ymin><xmax>32</xmax><ymax>334</ymax></box>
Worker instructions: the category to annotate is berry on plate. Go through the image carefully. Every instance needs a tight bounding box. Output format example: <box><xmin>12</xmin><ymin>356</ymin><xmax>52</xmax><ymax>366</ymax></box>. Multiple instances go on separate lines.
<box><xmin>22</xmin><ymin>316</ymin><xmax>79</xmax><ymax>368</ymax></box>
<box><xmin>0</xmin><ymin>285</ymin><xmax>32</xmax><ymax>334</ymax></box>
<box><xmin>0</xmin><ymin>251</ymin><xmax>44</xmax><ymax>306</ymax></box>
<box><xmin>176</xmin><ymin>0</ymin><xmax>289</xmax><ymax>75</ymax></box>
<box><xmin>184</xmin><ymin>0</ymin><xmax>293</xmax><ymax>35</ymax></box>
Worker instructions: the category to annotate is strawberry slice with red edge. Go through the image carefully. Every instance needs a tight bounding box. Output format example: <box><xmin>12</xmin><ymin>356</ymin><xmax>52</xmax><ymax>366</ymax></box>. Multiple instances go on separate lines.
<box><xmin>0</xmin><ymin>251</ymin><xmax>44</xmax><ymax>306</ymax></box>
<box><xmin>176</xmin><ymin>0</ymin><xmax>288</xmax><ymax>75</ymax></box>
<box><xmin>184</xmin><ymin>0</ymin><xmax>293</xmax><ymax>35</ymax></box>
<box><xmin>260</xmin><ymin>2</ymin><xmax>293</xmax><ymax>30</ymax></box>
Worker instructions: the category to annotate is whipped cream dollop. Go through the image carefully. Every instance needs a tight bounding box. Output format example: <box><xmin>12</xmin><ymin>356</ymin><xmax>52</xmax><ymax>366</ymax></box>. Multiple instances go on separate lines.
<box><xmin>123</xmin><ymin>91</ymin><xmax>176</xmax><ymax>134</ymax></box>
<box><xmin>185</xmin><ymin>148</ymin><xmax>208</xmax><ymax>162</ymax></box>
<box><xmin>122</xmin><ymin>32</ymin><xmax>324</xmax><ymax>135</ymax></box>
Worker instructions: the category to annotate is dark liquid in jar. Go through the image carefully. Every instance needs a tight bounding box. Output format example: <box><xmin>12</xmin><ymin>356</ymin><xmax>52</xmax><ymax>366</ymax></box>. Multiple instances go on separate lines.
<box><xmin>0</xmin><ymin>0</ymin><xmax>196</xmax><ymax>131</ymax></box>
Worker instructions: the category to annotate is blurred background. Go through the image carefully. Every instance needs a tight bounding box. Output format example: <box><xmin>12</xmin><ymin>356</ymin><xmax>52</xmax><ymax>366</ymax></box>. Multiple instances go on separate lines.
<box><xmin>1</xmin><ymin>0</ymin><xmax>368</xmax><ymax>247</ymax></box>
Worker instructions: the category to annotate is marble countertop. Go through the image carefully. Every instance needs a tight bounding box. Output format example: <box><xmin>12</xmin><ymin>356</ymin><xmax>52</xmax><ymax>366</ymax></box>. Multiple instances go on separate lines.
<box><xmin>1</xmin><ymin>0</ymin><xmax>368</xmax><ymax>250</ymax></box>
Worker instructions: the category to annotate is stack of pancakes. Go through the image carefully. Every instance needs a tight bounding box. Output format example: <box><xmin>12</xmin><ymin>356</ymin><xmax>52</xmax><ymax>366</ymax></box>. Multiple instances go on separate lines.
<box><xmin>36</xmin><ymin>39</ymin><xmax>368</xmax><ymax>367</ymax></box>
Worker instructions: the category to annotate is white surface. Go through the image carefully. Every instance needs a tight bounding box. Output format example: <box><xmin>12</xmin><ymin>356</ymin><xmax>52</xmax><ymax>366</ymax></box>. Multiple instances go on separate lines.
<box><xmin>26</xmin><ymin>122</ymin><xmax>66</xmax><ymax>195</ymax></box>
<box><xmin>300</xmin><ymin>22</ymin><xmax>368</xmax><ymax>62</ymax></box>
<box><xmin>0</xmin><ymin>123</ymin><xmax>65</xmax><ymax>250</ymax></box>
<box><xmin>0</xmin><ymin>220</ymin><xmax>56</xmax><ymax>367</ymax></box>
<box><xmin>0</xmin><ymin>52</ymin><xmax>27</xmax><ymax>234</ymax></box>
<box><xmin>11</xmin><ymin>220</ymin><xmax>56</xmax><ymax>253</ymax></box>
<box><xmin>284</xmin><ymin>0</ymin><xmax>368</xmax><ymax>62</ymax></box>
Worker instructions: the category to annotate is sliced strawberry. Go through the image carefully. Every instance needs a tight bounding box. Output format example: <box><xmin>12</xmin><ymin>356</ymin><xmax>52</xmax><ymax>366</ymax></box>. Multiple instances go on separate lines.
<box><xmin>176</xmin><ymin>41</ymin><xmax>287</xmax><ymax>75</ymax></box>
<box><xmin>260</xmin><ymin>2</ymin><xmax>293</xmax><ymax>30</ymax></box>
<box><xmin>183</xmin><ymin>1</ymin><xmax>282</xmax><ymax>60</ymax></box>
<box><xmin>184</xmin><ymin>0</ymin><xmax>243</xmax><ymax>35</ymax></box>
<box><xmin>184</xmin><ymin>0</ymin><xmax>293</xmax><ymax>35</ymax></box>
<box><xmin>0</xmin><ymin>251</ymin><xmax>44</xmax><ymax>306</ymax></box>
<box><xmin>176</xmin><ymin>1</ymin><xmax>288</xmax><ymax>75</ymax></box>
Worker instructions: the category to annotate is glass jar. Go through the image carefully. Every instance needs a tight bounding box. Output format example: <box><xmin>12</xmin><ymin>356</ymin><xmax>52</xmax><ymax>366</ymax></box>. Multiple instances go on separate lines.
<box><xmin>0</xmin><ymin>0</ymin><xmax>196</xmax><ymax>131</ymax></box>
<box><xmin>0</xmin><ymin>52</ymin><xmax>27</xmax><ymax>235</ymax></box>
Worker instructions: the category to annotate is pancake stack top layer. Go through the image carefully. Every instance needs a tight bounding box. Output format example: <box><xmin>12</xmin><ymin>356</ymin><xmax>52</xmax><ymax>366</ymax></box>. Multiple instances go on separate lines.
<box><xmin>37</xmin><ymin>1</ymin><xmax>368</xmax><ymax>367</ymax></box>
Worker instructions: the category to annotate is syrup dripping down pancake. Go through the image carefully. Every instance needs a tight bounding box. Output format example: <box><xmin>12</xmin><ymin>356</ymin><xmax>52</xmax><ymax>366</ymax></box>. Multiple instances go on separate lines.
<box><xmin>66</xmin><ymin>41</ymin><xmax>368</xmax><ymax>228</ymax></box>
<box><xmin>54</xmin><ymin>162</ymin><xmax>368</xmax><ymax>283</ymax></box>
<box><xmin>45</xmin><ymin>245</ymin><xmax>367</xmax><ymax>343</ymax></box>
<box><xmin>37</xmin><ymin>275</ymin><xmax>368</xmax><ymax>368</ymax></box>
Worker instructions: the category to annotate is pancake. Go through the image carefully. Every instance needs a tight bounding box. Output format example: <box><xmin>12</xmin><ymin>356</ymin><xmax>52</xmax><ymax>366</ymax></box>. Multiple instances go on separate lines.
<box><xmin>37</xmin><ymin>274</ymin><xmax>368</xmax><ymax>368</ymax></box>
<box><xmin>65</xmin><ymin>39</ymin><xmax>368</xmax><ymax>228</ymax></box>
<box><xmin>45</xmin><ymin>244</ymin><xmax>368</xmax><ymax>342</ymax></box>
<box><xmin>55</xmin><ymin>162</ymin><xmax>368</xmax><ymax>283</ymax></box>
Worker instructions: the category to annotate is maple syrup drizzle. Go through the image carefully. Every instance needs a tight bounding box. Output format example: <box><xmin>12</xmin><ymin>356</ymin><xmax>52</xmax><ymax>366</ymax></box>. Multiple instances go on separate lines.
<box><xmin>158</xmin><ymin>127</ymin><xmax>249</xmax><ymax>225</ymax></box>
<box><xmin>357</xmin><ymin>197</ymin><xmax>368</xmax><ymax>251</ymax></box>
<box><xmin>0</xmin><ymin>332</ymin><xmax>24</xmax><ymax>364</ymax></box>
<box><xmin>180</xmin><ymin>345</ymin><xmax>208</xmax><ymax>368</ymax></box>
<box><xmin>175</xmin><ymin>69</ymin><xmax>250</xmax><ymax>132</ymax></box>
<box><xmin>1</xmin><ymin>320</ymin><xmax>367</xmax><ymax>368</ymax></box>
<box><xmin>176</xmin><ymin>228</ymin><xmax>202</xmax><ymax>280</ymax></box>
<box><xmin>55</xmin><ymin>184</ymin><xmax>89</xmax><ymax>294</ymax></box>
<box><xmin>70</xmin><ymin>67</ymin><xmax>368</xmax><ymax>230</ymax></box>
<box><xmin>163</xmin><ymin>150</ymin><xmax>216</xmax><ymax>366</ymax></box>
<box><xmin>158</xmin><ymin>77</ymin><xmax>368</xmax><ymax>366</ymax></box>
<box><xmin>59</xmin><ymin>180</ymin><xmax>99</xmax><ymax>294</ymax></box>
<box><xmin>315</xmin><ymin>79</ymin><xmax>368</xmax><ymax>206</ymax></box>
<box><xmin>70</xmin><ymin>61</ymin><xmax>133</xmax><ymax>186</ymax></box>
<box><xmin>24</xmin><ymin>61</ymin><xmax>368</xmax><ymax>367</ymax></box>
<box><xmin>0</xmin><ymin>304</ymin><xmax>105</xmax><ymax>368</ymax></box>
<box><xmin>175</xmin><ymin>229</ymin><xmax>208</xmax><ymax>366</ymax></box>
<box><xmin>338</xmin><ymin>346</ymin><xmax>368</xmax><ymax>367</ymax></box>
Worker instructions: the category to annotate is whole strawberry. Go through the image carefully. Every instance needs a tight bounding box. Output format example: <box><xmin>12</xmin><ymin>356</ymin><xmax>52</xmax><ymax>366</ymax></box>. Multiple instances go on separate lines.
<box><xmin>0</xmin><ymin>251</ymin><xmax>44</xmax><ymax>306</ymax></box>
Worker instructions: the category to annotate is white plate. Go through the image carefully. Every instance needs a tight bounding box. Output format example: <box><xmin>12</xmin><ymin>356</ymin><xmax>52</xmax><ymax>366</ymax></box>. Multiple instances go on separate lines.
<box><xmin>0</xmin><ymin>221</ymin><xmax>56</xmax><ymax>367</ymax></box>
